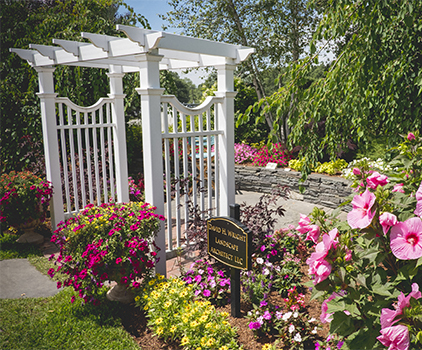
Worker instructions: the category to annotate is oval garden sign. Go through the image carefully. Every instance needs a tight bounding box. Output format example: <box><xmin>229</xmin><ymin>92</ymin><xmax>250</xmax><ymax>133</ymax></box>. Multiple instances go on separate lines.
<box><xmin>207</xmin><ymin>217</ymin><xmax>251</xmax><ymax>270</ymax></box>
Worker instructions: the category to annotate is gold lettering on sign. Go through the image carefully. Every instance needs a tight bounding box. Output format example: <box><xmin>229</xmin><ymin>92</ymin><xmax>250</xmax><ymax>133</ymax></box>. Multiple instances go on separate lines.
<box><xmin>215</xmin><ymin>237</ymin><xmax>239</xmax><ymax>251</ymax></box>
<box><xmin>227</xmin><ymin>230</ymin><xmax>246</xmax><ymax>242</ymax></box>
<box><xmin>210</xmin><ymin>247</ymin><xmax>233</xmax><ymax>261</ymax></box>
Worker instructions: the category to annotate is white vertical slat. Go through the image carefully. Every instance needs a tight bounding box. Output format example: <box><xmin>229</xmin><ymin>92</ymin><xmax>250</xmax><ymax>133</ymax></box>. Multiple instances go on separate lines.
<box><xmin>190</xmin><ymin>113</ymin><xmax>197</xmax><ymax>207</ymax></box>
<box><xmin>76</xmin><ymin>111</ymin><xmax>86</xmax><ymax>208</ymax></box>
<box><xmin>181</xmin><ymin>113</ymin><xmax>189</xmax><ymax>241</ymax></box>
<box><xmin>198</xmin><ymin>112</ymin><xmax>205</xmax><ymax>215</ymax></box>
<box><xmin>206</xmin><ymin>110</ymin><xmax>212</xmax><ymax>214</ymax></box>
<box><xmin>107</xmin><ymin>102</ymin><xmax>115</xmax><ymax>202</ymax></box>
<box><xmin>84</xmin><ymin>111</ymin><xmax>94</xmax><ymax>204</ymax></box>
<box><xmin>100</xmin><ymin>105</ymin><xmax>108</xmax><ymax>203</ymax></box>
<box><xmin>214</xmin><ymin>105</ymin><xmax>220</xmax><ymax>216</ymax></box>
<box><xmin>58</xmin><ymin>103</ymin><xmax>71</xmax><ymax>213</ymax></box>
<box><xmin>93</xmin><ymin>108</ymin><xmax>101</xmax><ymax>205</ymax></box>
<box><xmin>173</xmin><ymin>108</ymin><xmax>181</xmax><ymax>247</ymax></box>
<box><xmin>68</xmin><ymin>107</ymin><xmax>79</xmax><ymax>212</ymax></box>
<box><xmin>162</xmin><ymin>103</ymin><xmax>173</xmax><ymax>251</ymax></box>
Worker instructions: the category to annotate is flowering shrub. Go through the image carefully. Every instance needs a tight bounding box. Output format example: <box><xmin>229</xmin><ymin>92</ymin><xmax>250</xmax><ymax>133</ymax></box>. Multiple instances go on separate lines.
<box><xmin>341</xmin><ymin>157</ymin><xmax>395</xmax><ymax>180</ymax></box>
<box><xmin>135</xmin><ymin>277</ymin><xmax>240</xmax><ymax>349</ymax></box>
<box><xmin>299</xmin><ymin>132</ymin><xmax>422</xmax><ymax>349</ymax></box>
<box><xmin>0</xmin><ymin>170</ymin><xmax>53</xmax><ymax>227</ymax></box>
<box><xmin>49</xmin><ymin>202</ymin><xmax>164</xmax><ymax>305</ymax></box>
<box><xmin>252</xmin><ymin>143</ymin><xmax>289</xmax><ymax>167</ymax></box>
<box><xmin>289</xmin><ymin>158</ymin><xmax>348</xmax><ymax>175</ymax></box>
<box><xmin>234</xmin><ymin>142</ymin><xmax>258</xmax><ymax>164</ymax></box>
<box><xmin>181</xmin><ymin>259</ymin><xmax>231</xmax><ymax>306</ymax></box>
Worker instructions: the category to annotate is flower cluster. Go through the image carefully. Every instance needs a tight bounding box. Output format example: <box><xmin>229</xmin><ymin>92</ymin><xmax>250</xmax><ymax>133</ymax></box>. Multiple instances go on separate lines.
<box><xmin>135</xmin><ymin>277</ymin><xmax>240</xmax><ymax>349</ymax></box>
<box><xmin>377</xmin><ymin>283</ymin><xmax>421</xmax><ymax>350</ymax></box>
<box><xmin>298</xmin><ymin>132</ymin><xmax>422</xmax><ymax>349</ymax></box>
<box><xmin>0</xmin><ymin>170</ymin><xmax>53</xmax><ymax>227</ymax></box>
<box><xmin>49</xmin><ymin>202</ymin><xmax>164</xmax><ymax>305</ymax></box>
<box><xmin>128</xmin><ymin>175</ymin><xmax>145</xmax><ymax>202</ymax></box>
<box><xmin>181</xmin><ymin>259</ymin><xmax>230</xmax><ymax>306</ymax></box>
<box><xmin>342</xmin><ymin>157</ymin><xmax>396</xmax><ymax>180</ymax></box>
<box><xmin>252</xmin><ymin>143</ymin><xmax>289</xmax><ymax>167</ymax></box>
<box><xmin>234</xmin><ymin>142</ymin><xmax>258</xmax><ymax>164</ymax></box>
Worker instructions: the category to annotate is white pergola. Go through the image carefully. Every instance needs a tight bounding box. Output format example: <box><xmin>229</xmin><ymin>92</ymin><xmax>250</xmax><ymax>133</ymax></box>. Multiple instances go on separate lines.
<box><xmin>11</xmin><ymin>25</ymin><xmax>254</xmax><ymax>275</ymax></box>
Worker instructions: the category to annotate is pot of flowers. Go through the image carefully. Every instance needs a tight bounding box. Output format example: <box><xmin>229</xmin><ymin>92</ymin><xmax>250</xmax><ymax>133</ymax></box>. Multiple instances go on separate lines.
<box><xmin>48</xmin><ymin>202</ymin><xmax>165</xmax><ymax>305</ymax></box>
<box><xmin>0</xmin><ymin>170</ymin><xmax>53</xmax><ymax>245</ymax></box>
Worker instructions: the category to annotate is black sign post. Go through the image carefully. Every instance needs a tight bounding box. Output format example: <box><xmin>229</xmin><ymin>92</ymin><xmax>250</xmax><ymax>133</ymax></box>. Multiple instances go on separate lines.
<box><xmin>207</xmin><ymin>204</ymin><xmax>250</xmax><ymax>318</ymax></box>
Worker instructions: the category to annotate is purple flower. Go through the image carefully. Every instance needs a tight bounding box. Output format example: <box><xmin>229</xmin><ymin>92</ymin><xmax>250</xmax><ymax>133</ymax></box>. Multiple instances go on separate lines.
<box><xmin>203</xmin><ymin>289</ymin><xmax>211</xmax><ymax>297</ymax></box>
<box><xmin>194</xmin><ymin>275</ymin><xmax>202</xmax><ymax>283</ymax></box>
<box><xmin>260</xmin><ymin>300</ymin><xmax>267</xmax><ymax>307</ymax></box>
<box><xmin>263</xmin><ymin>310</ymin><xmax>272</xmax><ymax>320</ymax></box>
<box><xmin>260</xmin><ymin>245</ymin><xmax>266</xmax><ymax>252</ymax></box>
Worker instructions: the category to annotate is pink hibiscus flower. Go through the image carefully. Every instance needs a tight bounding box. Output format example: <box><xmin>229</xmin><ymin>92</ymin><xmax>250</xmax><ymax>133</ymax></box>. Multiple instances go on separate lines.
<box><xmin>377</xmin><ymin>325</ymin><xmax>409</xmax><ymax>350</ymax></box>
<box><xmin>367</xmin><ymin>171</ymin><xmax>389</xmax><ymax>189</ymax></box>
<box><xmin>390</xmin><ymin>217</ymin><xmax>422</xmax><ymax>260</ymax></box>
<box><xmin>305</xmin><ymin>225</ymin><xmax>321</xmax><ymax>243</ymax></box>
<box><xmin>392</xmin><ymin>183</ymin><xmax>405</xmax><ymax>193</ymax></box>
<box><xmin>407</xmin><ymin>132</ymin><xmax>415</xmax><ymax>141</ymax></box>
<box><xmin>379</xmin><ymin>212</ymin><xmax>398</xmax><ymax>235</ymax></box>
<box><xmin>347</xmin><ymin>189</ymin><xmax>376</xmax><ymax>229</ymax></box>
<box><xmin>296</xmin><ymin>214</ymin><xmax>311</xmax><ymax>234</ymax></box>
<box><xmin>415</xmin><ymin>182</ymin><xmax>422</xmax><ymax>218</ymax></box>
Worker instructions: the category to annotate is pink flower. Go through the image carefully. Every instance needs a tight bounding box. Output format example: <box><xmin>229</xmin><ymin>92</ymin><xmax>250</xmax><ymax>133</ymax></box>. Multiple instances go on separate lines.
<box><xmin>377</xmin><ymin>325</ymin><xmax>409</xmax><ymax>350</ymax></box>
<box><xmin>352</xmin><ymin>168</ymin><xmax>361</xmax><ymax>176</ymax></box>
<box><xmin>414</xmin><ymin>182</ymin><xmax>422</xmax><ymax>218</ymax></box>
<box><xmin>305</xmin><ymin>225</ymin><xmax>321</xmax><ymax>243</ymax></box>
<box><xmin>390</xmin><ymin>217</ymin><xmax>422</xmax><ymax>260</ymax></box>
<box><xmin>320</xmin><ymin>291</ymin><xmax>345</xmax><ymax>323</ymax></box>
<box><xmin>392</xmin><ymin>183</ymin><xmax>405</xmax><ymax>193</ymax></box>
<box><xmin>379</xmin><ymin>212</ymin><xmax>398</xmax><ymax>235</ymax></box>
<box><xmin>344</xmin><ymin>249</ymin><xmax>352</xmax><ymax>261</ymax></box>
<box><xmin>407</xmin><ymin>132</ymin><xmax>415</xmax><ymax>141</ymax></box>
<box><xmin>380</xmin><ymin>283</ymin><xmax>421</xmax><ymax>329</ymax></box>
<box><xmin>296</xmin><ymin>214</ymin><xmax>311</xmax><ymax>234</ymax></box>
<box><xmin>347</xmin><ymin>189</ymin><xmax>376</xmax><ymax>229</ymax></box>
<box><xmin>367</xmin><ymin>171</ymin><xmax>389</xmax><ymax>189</ymax></box>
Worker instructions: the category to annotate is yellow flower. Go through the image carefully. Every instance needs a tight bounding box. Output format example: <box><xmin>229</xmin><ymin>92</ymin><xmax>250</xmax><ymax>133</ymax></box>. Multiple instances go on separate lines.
<box><xmin>149</xmin><ymin>279</ymin><xmax>156</xmax><ymax>286</ymax></box>
<box><xmin>190</xmin><ymin>320</ymin><xmax>199</xmax><ymax>328</ymax></box>
<box><xmin>205</xmin><ymin>323</ymin><xmax>212</xmax><ymax>329</ymax></box>
<box><xmin>219</xmin><ymin>346</ymin><xmax>229</xmax><ymax>350</ymax></box>
<box><xmin>134</xmin><ymin>296</ymin><xmax>140</xmax><ymax>301</ymax></box>
<box><xmin>170</xmin><ymin>325</ymin><xmax>177</xmax><ymax>333</ymax></box>
<box><xmin>199</xmin><ymin>315</ymin><xmax>207</xmax><ymax>323</ymax></box>
<box><xmin>220</xmin><ymin>311</ymin><xmax>229</xmax><ymax>318</ymax></box>
<box><xmin>144</xmin><ymin>305</ymin><xmax>148</xmax><ymax>310</ymax></box>
<box><xmin>196</xmin><ymin>348</ymin><xmax>202</xmax><ymax>350</ymax></box>
<box><xmin>181</xmin><ymin>336</ymin><xmax>190</xmax><ymax>346</ymax></box>
<box><xmin>164</xmin><ymin>301</ymin><xmax>172</xmax><ymax>308</ymax></box>
<box><xmin>156</xmin><ymin>327</ymin><xmax>164</xmax><ymax>335</ymax></box>
<box><xmin>206</xmin><ymin>338</ymin><xmax>215</xmax><ymax>347</ymax></box>
<box><xmin>180</xmin><ymin>290</ymin><xmax>188</xmax><ymax>298</ymax></box>
<box><xmin>182</xmin><ymin>316</ymin><xmax>189</xmax><ymax>323</ymax></box>
<box><xmin>262</xmin><ymin>344</ymin><xmax>272</xmax><ymax>350</ymax></box>
<box><xmin>158</xmin><ymin>274</ymin><xmax>164</xmax><ymax>280</ymax></box>
<box><xmin>155</xmin><ymin>317</ymin><xmax>163</xmax><ymax>325</ymax></box>
<box><xmin>200</xmin><ymin>337</ymin><xmax>208</xmax><ymax>347</ymax></box>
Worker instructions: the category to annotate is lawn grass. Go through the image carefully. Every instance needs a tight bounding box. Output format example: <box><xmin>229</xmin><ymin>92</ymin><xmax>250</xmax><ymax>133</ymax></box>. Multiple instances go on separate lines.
<box><xmin>0</xmin><ymin>232</ymin><xmax>43</xmax><ymax>260</ymax></box>
<box><xmin>0</xmin><ymin>288</ymin><xmax>140</xmax><ymax>350</ymax></box>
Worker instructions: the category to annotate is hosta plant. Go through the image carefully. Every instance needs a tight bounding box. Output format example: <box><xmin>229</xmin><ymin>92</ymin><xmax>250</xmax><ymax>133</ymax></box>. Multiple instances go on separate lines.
<box><xmin>49</xmin><ymin>202</ymin><xmax>164</xmax><ymax>305</ymax></box>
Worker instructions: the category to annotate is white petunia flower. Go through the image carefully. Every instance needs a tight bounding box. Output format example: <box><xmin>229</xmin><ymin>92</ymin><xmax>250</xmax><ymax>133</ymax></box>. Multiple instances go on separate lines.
<box><xmin>256</xmin><ymin>257</ymin><xmax>264</xmax><ymax>264</ymax></box>
<box><xmin>293</xmin><ymin>312</ymin><xmax>299</xmax><ymax>318</ymax></box>
<box><xmin>288</xmin><ymin>324</ymin><xmax>295</xmax><ymax>333</ymax></box>
<box><xmin>282</xmin><ymin>312</ymin><xmax>292</xmax><ymax>321</ymax></box>
<box><xmin>294</xmin><ymin>333</ymin><xmax>302</xmax><ymax>342</ymax></box>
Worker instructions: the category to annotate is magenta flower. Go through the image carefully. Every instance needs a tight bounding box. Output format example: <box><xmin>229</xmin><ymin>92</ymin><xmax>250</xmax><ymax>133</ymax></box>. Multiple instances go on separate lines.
<box><xmin>203</xmin><ymin>289</ymin><xmax>211</xmax><ymax>297</ymax></box>
<box><xmin>263</xmin><ymin>310</ymin><xmax>272</xmax><ymax>320</ymax></box>
<box><xmin>366</xmin><ymin>171</ymin><xmax>389</xmax><ymax>189</ymax></box>
<box><xmin>392</xmin><ymin>183</ymin><xmax>405</xmax><ymax>193</ymax></box>
<box><xmin>296</xmin><ymin>214</ymin><xmax>311</xmax><ymax>233</ymax></box>
<box><xmin>415</xmin><ymin>182</ymin><xmax>422</xmax><ymax>218</ymax></box>
<box><xmin>116</xmin><ymin>257</ymin><xmax>122</xmax><ymax>264</ymax></box>
<box><xmin>347</xmin><ymin>189</ymin><xmax>376</xmax><ymax>229</ymax></box>
<box><xmin>379</xmin><ymin>212</ymin><xmax>398</xmax><ymax>235</ymax></box>
<box><xmin>377</xmin><ymin>325</ymin><xmax>409</xmax><ymax>350</ymax></box>
<box><xmin>352</xmin><ymin>168</ymin><xmax>361</xmax><ymax>176</ymax></box>
<box><xmin>249</xmin><ymin>321</ymin><xmax>261</xmax><ymax>330</ymax></box>
<box><xmin>390</xmin><ymin>217</ymin><xmax>422</xmax><ymax>260</ymax></box>
<box><xmin>407</xmin><ymin>132</ymin><xmax>416</xmax><ymax>141</ymax></box>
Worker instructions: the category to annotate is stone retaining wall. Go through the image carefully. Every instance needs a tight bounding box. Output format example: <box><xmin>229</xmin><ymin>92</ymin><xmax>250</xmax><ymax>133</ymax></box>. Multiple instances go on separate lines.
<box><xmin>235</xmin><ymin>165</ymin><xmax>353</xmax><ymax>210</ymax></box>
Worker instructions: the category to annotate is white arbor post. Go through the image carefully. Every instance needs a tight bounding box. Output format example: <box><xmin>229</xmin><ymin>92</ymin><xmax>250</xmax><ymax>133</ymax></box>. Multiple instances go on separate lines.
<box><xmin>215</xmin><ymin>63</ymin><xmax>237</xmax><ymax>216</ymax></box>
<box><xmin>135</xmin><ymin>52</ymin><xmax>166</xmax><ymax>276</ymax></box>
<box><xmin>35</xmin><ymin>66</ymin><xmax>64</xmax><ymax>230</ymax></box>
<box><xmin>107</xmin><ymin>68</ymin><xmax>129</xmax><ymax>203</ymax></box>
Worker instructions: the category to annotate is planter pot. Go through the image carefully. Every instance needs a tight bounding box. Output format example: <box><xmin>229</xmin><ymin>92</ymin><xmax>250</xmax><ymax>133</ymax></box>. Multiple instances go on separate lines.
<box><xmin>106</xmin><ymin>282</ymin><xmax>134</xmax><ymax>304</ymax></box>
<box><xmin>15</xmin><ymin>219</ymin><xmax>44</xmax><ymax>245</ymax></box>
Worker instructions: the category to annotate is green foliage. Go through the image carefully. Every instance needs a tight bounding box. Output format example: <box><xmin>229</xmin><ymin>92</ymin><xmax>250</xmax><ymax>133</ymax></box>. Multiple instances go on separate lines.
<box><xmin>252</xmin><ymin>0</ymin><xmax>422</xmax><ymax>179</ymax></box>
<box><xmin>0</xmin><ymin>0</ymin><xmax>148</xmax><ymax>173</ymax></box>
<box><xmin>289</xmin><ymin>158</ymin><xmax>348</xmax><ymax>175</ymax></box>
<box><xmin>0</xmin><ymin>287</ymin><xmax>139</xmax><ymax>350</ymax></box>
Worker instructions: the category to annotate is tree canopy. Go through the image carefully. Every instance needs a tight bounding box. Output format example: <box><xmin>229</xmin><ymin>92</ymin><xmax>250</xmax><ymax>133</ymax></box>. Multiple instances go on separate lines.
<box><xmin>0</xmin><ymin>0</ymin><xmax>148</xmax><ymax>173</ymax></box>
<box><xmin>247</xmin><ymin>0</ymin><xmax>422</xmax><ymax>178</ymax></box>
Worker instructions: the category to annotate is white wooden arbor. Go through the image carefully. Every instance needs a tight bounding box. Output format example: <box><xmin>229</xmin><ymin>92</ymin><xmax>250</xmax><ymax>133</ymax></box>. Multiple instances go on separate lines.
<box><xmin>11</xmin><ymin>26</ymin><xmax>254</xmax><ymax>275</ymax></box>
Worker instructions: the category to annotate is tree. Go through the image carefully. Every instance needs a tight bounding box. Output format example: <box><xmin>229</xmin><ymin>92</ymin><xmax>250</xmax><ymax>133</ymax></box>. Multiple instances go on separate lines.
<box><xmin>160</xmin><ymin>71</ymin><xmax>201</xmax><ymax>104</ymax></box>
<box><xmin>253</xmin><ymin>0</ymin><xmax>422</xmax><ymax>179</ymax></box>
<box><xmin>162</xmin><ymin>0</ymin><xmax>320</xmax><ymax>142</ymax></box>
<box><xmin>0</xmin><ymin>0</ymin><xmax>148</xmax><ymax>173</ymax></box>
